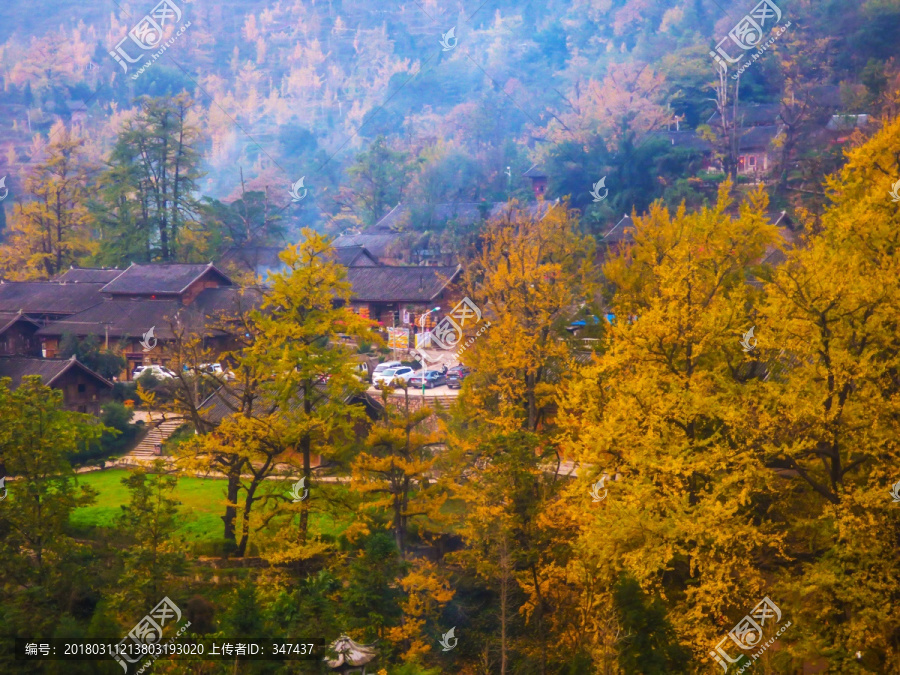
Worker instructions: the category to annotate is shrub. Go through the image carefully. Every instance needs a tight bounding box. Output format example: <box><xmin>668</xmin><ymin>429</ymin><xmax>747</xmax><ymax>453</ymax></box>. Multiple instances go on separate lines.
<box><xmin>71</xmin><ymin>401</ymin><xmax>139</xmax><ymax>465</ymax></box>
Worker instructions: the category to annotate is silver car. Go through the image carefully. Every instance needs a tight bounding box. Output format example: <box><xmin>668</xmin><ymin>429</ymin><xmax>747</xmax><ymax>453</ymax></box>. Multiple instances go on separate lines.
<box><xmin>372</xmin><ymin>366</ymin><xmax>416</xmax><ymax>388</ymax></box>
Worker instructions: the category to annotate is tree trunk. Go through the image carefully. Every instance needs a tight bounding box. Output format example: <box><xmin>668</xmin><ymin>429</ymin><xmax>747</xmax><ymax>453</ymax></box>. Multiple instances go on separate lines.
<box><xmin>500</xmin><ymin>534</ymin><xmax>510</xmax><ymax>675</ymax></box>
<box><xmin>299</xmin><ymin>386</ymin><xmax>313</xmax><ymax>543</ymax></box>
<box><xmin>531</xmin><ymin>563</ymin><xmax>547</xmax><ymax>675</ymax></box>
<box><xmin>222</xmin><ymin>466</ymin><xmax>241</xmax><ymax>552</ymax></box>
<box><xmin>236</xmin><ymin>478</ymin><xmax>260</xmax><ymax>557</ymax></box>
<box><xmin>299</xmin><ymin>455</ymin><xmax>310</xmax><ymax>543</ymax></box>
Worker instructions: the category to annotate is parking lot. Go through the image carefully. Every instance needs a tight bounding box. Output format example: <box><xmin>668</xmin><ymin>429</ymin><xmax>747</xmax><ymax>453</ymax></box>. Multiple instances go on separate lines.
<box><xmin>366</xmin><ymin>349</ymin><xmax>463</xmax><ymax>397</ymax></box>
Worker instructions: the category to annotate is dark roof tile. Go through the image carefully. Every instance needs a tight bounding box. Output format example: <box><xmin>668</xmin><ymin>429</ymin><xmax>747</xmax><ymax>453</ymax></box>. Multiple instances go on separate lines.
<box><xmin>0</xmin><ymin>311</ymin><xmax>40</xmax><ymax>335</ymax></box>
<box><xmin>648</xmin><ymin>130</ymin><xmax>714</xmax><ymax>152</ymax></box>
<box><xmin>739</xmin><ymin>125</ymin><xmax>779</xmax><ymax>151</ymax></box>
<box><xmin>332</xmin><ymin>245</ymin><xmax>379</xmax><ymax>267</ymax></box>
<box><xmin>0</xmin><ymin>282</ymin><xmax>105</xmax><ymax>315</ymax></box>
<box><xmin>100</xmin><ymin>263</ymin><xmax>233</xmax><ymax>295</ymax></box>
<box><xmin>602</xmin><ymin>215</ymin><xmax>635</xmax><ymax>246</ymax></box>
<box><xmin>346</xmin><ymin>266</ymin><xmax>460</xmax><ymax>302</ymax></box>
<box><xmin>36</xmin><ymin>299</ymin><xmax>184</xmax><ymax>340</ymax></box>
<box><xmin>56</xmin><ymin>268</ymin><xmax>124</xmax><ymax>283</ymax></box>
<box><xmin>36</xmin><ymin>288</ymin><xmax>265</xmax><ymax>340</ymax></box>
<box><xmin>0</xmin><ymin>356</ymin><xmax>112</xmax><ymax>389</ymax></box>
<box><xmin>333</xmin><ymin>232</ymin><xmax>402</xmax><ymax>259</ymax></box>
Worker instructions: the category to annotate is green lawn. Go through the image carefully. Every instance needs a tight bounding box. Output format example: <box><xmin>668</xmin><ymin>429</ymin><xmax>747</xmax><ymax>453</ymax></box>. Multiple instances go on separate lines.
<box><xmin>70</xmin><ymin>469</ymin><xmax>349</xmax><ymax>546</ymax></box>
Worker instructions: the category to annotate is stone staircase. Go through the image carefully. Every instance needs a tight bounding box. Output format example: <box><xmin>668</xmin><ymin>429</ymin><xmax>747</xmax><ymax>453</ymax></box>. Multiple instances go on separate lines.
<box><xmin>125</xmin><ymin>419</ymin><xmax>185</xmax><ymax>463</ymax></box>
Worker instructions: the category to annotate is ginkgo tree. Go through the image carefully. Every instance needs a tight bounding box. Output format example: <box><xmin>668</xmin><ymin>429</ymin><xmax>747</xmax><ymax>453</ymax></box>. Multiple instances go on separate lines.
<box><xmin>456</xmin><ymin>201</ymin><xmax>597</xmax><ymax>434</ymax></box>
<box><xmin>0</xmin><ymin>122</ymin><xmax>96</xmax><ymax>279</ymax></box>
<box><xmin>753</xmin><ymin>115</ymin><xmax>900</xmax><ymax>671</ymax></box>
<box><xmin>351</xmin><ymin>389</ymin><xmax>447</xmax><ymax>556</ymax></box>
<box><xmin>247</xmin><ymin>230</ymin><xmax>376</xmax><ymax>546</ymax></box>
<box><xmin>556</xmin><ymin>183</ymin><xmax>786</xmax><ymax>666</ymax></box>
<box><xmin>169</xmin><ymin>231</ymin><xmax>377</xmax><ymax>556</ymax></box>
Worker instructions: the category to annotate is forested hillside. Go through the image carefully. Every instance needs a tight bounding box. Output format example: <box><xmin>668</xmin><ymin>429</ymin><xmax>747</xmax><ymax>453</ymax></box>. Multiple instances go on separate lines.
<box><xmin>0</xmin><ymin>0</ymin><xmax>898</xmax><ymax>270</ymax></box>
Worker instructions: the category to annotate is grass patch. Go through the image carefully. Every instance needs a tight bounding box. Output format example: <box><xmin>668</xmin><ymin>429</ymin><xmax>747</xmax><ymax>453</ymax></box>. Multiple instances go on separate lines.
<box><xmin>70</xmin><ymin>470</ymin><xmax>351</xmax><ymax>546</ymax></box>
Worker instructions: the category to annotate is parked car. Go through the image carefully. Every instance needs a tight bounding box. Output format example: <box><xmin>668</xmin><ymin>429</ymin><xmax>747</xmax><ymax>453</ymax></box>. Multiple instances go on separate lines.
<box><xmin>373</xmin><ymin>361</ymin><xmax>402</xmax><ymax>378</ymax></box>
<box><xmin>194</xmin><ymin>363</ymin><xmax>235</xmax><ymax>381</ymax></box>
<box><xmin>350</xmin><ymin>358</ymin><xmax>373</xmax><ymax>382</ymax></box>
<box><xmin>409</xmin><ymin>370</ymin><xmax>446</xmax><ymax>389</ymax></box>
<box><xmin>133</xmin><ymin>365</ymin><xmax>177</xmax><ymax>381</ymax></box>
<box><xmin>373</xmin><ymin>366</ymin><xmax>416</xmax><ymax>389</ymax></box>
<box><xmin>446</xmin><ymin>365</ymin><xmax>471</xmax><ymax>389</ymax></box>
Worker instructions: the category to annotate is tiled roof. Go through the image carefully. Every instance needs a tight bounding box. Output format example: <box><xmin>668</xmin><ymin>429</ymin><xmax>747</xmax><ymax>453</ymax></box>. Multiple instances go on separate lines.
<box><xmin>0</xmin><ymin>311</ymin><xmax>39</xmax><ymax>335</ymax></box>
<box><xmin>332</xmin><ymin>245</ymin><xmax>379</xmax><ymax>267</ymax></box>
<box><xmin>523</xmin><ymin>164</ymin><xmax>547</xmax><ymax>178</ymax></box>
<box><xmin>346</xmin><ymin>265</ymin><xmax>461</xmax><ymax>302</ymax></box>
<box><xmin>826</xmin><ymin>114</ymin><xmax>870</xmax><ymax>131</ymax></box>
<box><xmin>602</xmin><ymin>215</ymin><xmax>635</xmax><ymax>246</ymax></box>
<box><xmin>0</xmin><ymin>282</ymin><xmax>105</xmax><ymax>315</ymax></box>
<box><xmin>739</xmin><ymin>125</ymin><xmax>779</xmax><ymax>151</ymax></box>
<box><xmin>56</xmin><ymin>268</ymin><xmax>124</xmax><ymax>283</ymax></box>
<box><xmin>36</xmin><ymin>288</ymin><xmax>265</xmax><ymax>340</ymax></box>
<box><xmin>332</xmin><ymin>232</ymin><xmax>402</xmax><ymax>259</ymax></box>
<box><xmin>707</xmin><ymin>104</ymin><xmax>782</xmax><ymax>127</ymax></box>
<box><xmin>190</xmin><ymin>287</ymin><xmax>265</xmax><ymax>322</ymax></box>
<box><xmin>36</xmin><ymin>299</ymin><xmax>185</xmax><ymax>340</ymax></box>
<box><xmin>100</xmin><ymin>263</ymin><xmax>233</xmax><ymax>295</ymax></box>
<box><xmin>648</xmin><ymin>130</ymin><xmax>714</xmax><ymax>152</ymax></box>
<box><xmin>0</xmin><ymin>356</ymin><xmax>112</xmax><ymax>389</ymax></box>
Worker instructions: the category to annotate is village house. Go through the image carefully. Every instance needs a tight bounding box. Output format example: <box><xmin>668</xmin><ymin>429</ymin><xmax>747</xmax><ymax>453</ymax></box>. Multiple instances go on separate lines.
<box><xmin>737</xmin><ymin>125</ymin><xmax>780</xmax><ymax>176</ymax></box>
<box><xmin>0</xmin><ymin>311</ymin><xmax>41</xmax><ymax>357</ymax></box>
<box><xmin>342</xmin><ymin>265</ymin><xmax>462</xmax><ymax>329</ymax></box>
<box><xmin>523</xmin><ymin>164</ymin><xmax>549</xmax><ymax>199</ymax></box>
<box><xmin>39</xmin><ymin>265</ymin><xmax>259</xmax><ymax>380</ymax></box>
<box><xmin>0</xmin><ymin>355</ymin><xmax>112</xmax><ymax>415</ymax></box>
<box><xmin>0</xmin><ymin>278</ymin><xmax>108</xmax><ymax>323</ymax></box>
<box><xmin>0</xmin><ymin>241</ymin><xmax>471</xmax><ymax>384</ymax></box>
<box><xmin>333</xmin><ymin>222</ymin><xmax>405</xmax><ymax>265</ymax></box>
<box><xmin>597</xmin><ymin>214</ymin><xmax>635</xmax><ymax>263</ymax></box>
<box><xmin>7</xmin><ymin>263</ymin><xmax>254</xmax><ymax>381</ymax></box>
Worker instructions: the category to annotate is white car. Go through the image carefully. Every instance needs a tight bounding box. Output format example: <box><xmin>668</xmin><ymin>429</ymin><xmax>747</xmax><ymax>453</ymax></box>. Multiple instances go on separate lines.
<box><xmin>372</xmin><ymin>366</ymin><xmax>416</xmax><ymax>389</ymax></box>
<box><xmin>373</xmin><ymin>361</ymin><xmax>402</xmax><ymax>377</ymax></box>
<box><xmin>194</xmin><ymin>363</ymin><xmax>235</xmax><ymax>381</ymax></box>
<box><xmin>132</xmin><ymin>365</ymin><xmax>176</xmax><ymax>380</ymax></box>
